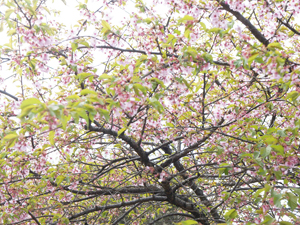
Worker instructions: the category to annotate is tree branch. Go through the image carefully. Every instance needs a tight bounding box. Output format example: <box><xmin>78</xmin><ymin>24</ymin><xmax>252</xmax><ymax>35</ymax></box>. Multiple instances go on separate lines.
<box><xmin>148</xmin><ymin>213</ymin><xmax>195</xmax><ymax>225</ymax></box>
<box><xmin>159</xmin><ymin>118</ymin><xmax>224</xmax><ymax>170</ymax></box>
<box><xmin>78</xmin><ymin>45</ymin><xmax>229</xmax><ymax>66</ymax></box>
<box><xmin>27</xmin><ymin>211</ymin><xmax>41</xmax><ymax>225</ymax></box>
<box><xmin>0</xmin><ymin>90</ymin><xmax>18</xmax><ymax>101</ymax></box>
<box><xmin>111</xmin><ymin>203</ymin><xmax>142</xmax><ymax>225</ymax></box>
<box><xmin>89</xmin><ymin>122</ymin><xmax>151</xmax><ymax>165</ymax></box>
<box><xmin>218</xmin><ymin>1</ymin><xmax>269</xmax><ymax>46</ymax></box>
<box><xmin>67</xmin><ymin>195</ymin><xmax>167</xmax><ymax>222</ymax></box>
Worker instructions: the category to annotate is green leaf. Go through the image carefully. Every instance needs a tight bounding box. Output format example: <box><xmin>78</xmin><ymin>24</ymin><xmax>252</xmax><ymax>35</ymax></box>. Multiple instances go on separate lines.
<box><xmin>79</xmin><ymin>40</ymin><xmax>89</xmax><ymax>47</ymax></box>
<box><xmin>182</xmin><ymin>220</ymin><xmax>198</xmax><ymax>225</ymax></box>
<box><xmin>61</xmin><ymin>114</ymin><xmax>71</xmax><ymax>130</ymax></box>
<box><xmin>234</xmin><ymin>59</ymin><xmax>243</xmax><ymax>68</ymax></box>
<box><xmin>202</xmin><ymin>52</ymin><xmax>213</xmax><ymax>63</ymax></box>
<box><xmin>49</xmin><ymin>130</ymin><xmax>55</xmax><ymax>145</ymax></box>
<box><xmin>5</xmin><ymin>9</ymin><xmax>14</xmax><ymax>20</ymax></box>
<box><xmin>42</xmin><ymin>6</ymin><xmax>51</xmax><ymax>15</ymax></box>
<box><xmin>208</xmin><ymin>27</ymin><xmax>222</xmax><ymax>33</ymax></box>
<box><xmin>239</xmin><ymin>153</ymin><xmax>253</xmax><ymax>158</ymax></box>
<box><xmin>287</xmin><ymin>91</ymin><xmax>299</xmax><ymax>101</ymax></box>
<box><xmin>264</xmin><ymin>183</ymin><xmax>271</xmax><ymax>193</ymax></box>
<box><xmin>261</xmin><ymin>215</ymin><xmax>274</xmax><ymax>224</ymax></box>
<box><xmin>7</xmin><ymin>29</ymin><xmax>16</xmax><ymax>36</ymax></box>
<box><xmin>0</xmin><ymin>152</ymin><xmax>8</xmax><ymax>159</ymax></box>
<box><xmin>262</xmin><ymin>135</ymin><xmax>278</xmax><ymax>145</ymax></box>
<box><xmin>80</xmin><ymin>89</ymin><xmax>97</xmax><ymax>96</ymax></box>
<box><xmin>149</xmin><ymin>98</ymin><xmax>164</xmax><ymax>113</ymax></box>
<box><xmin>186</xmin><ymin>47</ymin><xmax>197</xmax><ymax>58</ymax></box>
<box><xmin>77</xmin><ymin>72</ymin><xmax>94</xmax><ymax>83</ymax></box>
<box><xmin>292</xmin><ymin>188</ymin><xmax>300</xmax><ymax>198</ymax></box>
<box><xmin>277</xmin><ymin>130</ymin><xmax>287</xmax><ymax>137</ymax></box>
<box><xmin>267</xmin><ymin>42</ymin><xmax>283</xmax><ymax>50</ymax></box>
<box><xmin>61</xmin><ymin>0</ymin><xmax>66</xmax><ymax>5</ymax></box>
<box><xmin>77</xmin><ymin>108</ymin><xmax>89</xmax><ymax>124</ymax></box>
<box><xmin>19</xmin><ymin>105</ymin><xmax>37</xmax><ymax>119</ymax></box>
<box><xmin>98</xmin><ymin>74</ymin><xmax>111</xmax><ymax>80</ymax></box>
<box><xmin>224</xmin><ymin>209</ymin><xmax>237</xmax><ymax>220</ymax></box>
<box><xmin>71</xmin><ymin>42</ymin><xmax>78</xmax><ymax>52</ymax></box>
<box><xmin>149</xmin><ymin>78</ymin><xmax>165</xmax><ymax>88</ymax></box>
<box><xmin>143</xmin><ymin>18</ymin><xmax>152</xmax><ymax>24</ymax></box>
<box><xmin>174</xmin><ymin>29</ymin><xmax>181</xmax><ymax>35</ymax></box>
<box><xmin>274</xmin><ymin>170</ymin><xmax>282</xmax><ymax>180</ymax></box>
<box><xmin>56</xmin><ymin>175</ymin><xmax>65</xmax><ymax>185</ymax></box>
<box><xmin>61</xmin><ymin>217</ymin><xmax>70</xmax><ymax>224</ymax></box>
<box><xmin>166</xmin><ymin>34</ymin><xmax>175</xmax><ymax>44</ymax></box>
<box><xmin>276</xmin><ymin>57</ymin><xmax>285</xmax><ymax>67</ymax></box>
<box><xmin>248</xmin><ymin>53</ymin><xmax>259</xmax><ymax>66</ymax></box>
<box><xmin>286</xmin><ymin>192</ymin><xmax>297</xmax><ymax>210</ymax></box>
<box><xmin>102</xmin><ymin>20</ymin><xmax>111</xmax><ymax>31</ymax></box>
<box><xmin>3</xmin><ymin>133</ymin><xmax>18</xmax><ymax>140</ymax></box>
<box><xmin>182</xmin><ymin>15</ymin><xmax>194</xmax><ymax>21</ymax></box>
<box><xmin>21</xmin><ymin>98</ymin><xmax>42</xmax><ymax>109</ymax></box>
<box><xmin>84</xmin><ymin>103</ymin><xmax>96</xmax><ymax>113</ymax></box>
<box><xmin>166</xmin><ymin>122</ymin><xmax>174</xmax><ymax>127</ymax></box>
<box><xmin>184</xmin><ymin>28</ymin><xmax>191</xmax><ymax>39</ymax></box>
<box><xmin>271</xmin><ymin>145</ymin><xmax>284</xmax><ymax>154</ymax></box>
<box><xmin>279</xmin><ymin>221</ymin><xmax>293</xmax><ymax>225</ymax></box>
<box><xmin>255</xmin><ymin>56</ymin><xmax>264</xmax><ymax>64</ymax></box>
<box><xmin>99</xmin><ymin>108</ymin><xmax>110</xmax><ymax>121</ymax></box>
<box><xmin>199</xmin><ymin>22</ymin><xmax>206</xmax><ymax>30</ymax></box>
<box><xmin>271</xmin><ymin>189</ymin><xmax>282</xmax><ymax>207</ymax></box>
<box><xmin>227</xmin><ymin>20</ymin><xmax>234</xmax><ymax>29</ymax></box>
<box><xmin>118</xmin><ymin>127</ymin><xmax>126</xmax><ymax>137</ymax></box>
<box><xmin>67</xmin><ymin>94</ymin><xmax>80</xmax><ymax>100</ymax></box>
<box><xmin>133</xmin><ymin>83</ymin><xmax>147</xmax><ymax>96</ymax></box>
<box><xmin>254</xmin><ymin>189</ymin><xmax>264</xmax><ymax>198</ymax></box>
<box><xmin>260</xmin><ymin>145</ymin><xmax>271</xmax><ymax>158</ymax></box>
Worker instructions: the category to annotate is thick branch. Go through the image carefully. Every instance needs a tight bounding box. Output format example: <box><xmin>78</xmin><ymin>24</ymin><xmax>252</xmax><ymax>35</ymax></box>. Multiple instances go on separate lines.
<box><xmin>78</xmin><ymin>45</ymin><xmax>229</xmax><ymax>66</ymax></box>
<box><xmin>89</xmin><ymin>123</ymin><xmax>151</xmax><ymax>165</ymax></box>
<box><xmin>27</xmin><ymin>211</ymin><xmax>41</xmax><ymax>225</ymax></box>
<box><xmin>159</xmin><ymin>118</ymin><xmax>224</xmax><ymax>169</ymax></box>
<box><xmin>161</xmin><ymin>180</ymin><xmax>210</xmax><ymax>225</ymax></box>
<box><xmin>0</xmin><ymin>90</ymin><xmax>18</xmax><ymax>101</ymax></box>
<box><xmin>173</xmin><ymin>160</ymin><xmax>225</xmax><ymax>223</ymax></box>
<box><xmin>59</xmin><ymin>184</ymin><xmax>162</xmax><ymax>196</ymax></box>
<box><xmin>160</xmin><ymin>145</ymin><xmax>225</xmax><ymax>224</ymax></box>
<box><xmin>219</xmin><ymin>1</ymin><xmax>269</xmax><ymax>46</ymax></box>
<box><xmin>67</xmin><ymin>195</ymin><xmax>167</xmax><ymax>221</ymax></box>
<box><xmin>148</xmin><ymin>213</ymin><xmax>195</xmax><ymax>225</ymax></box>
<box><xmin>111</xmin><ymin>203</ymin><xmax>141</xmax><ymax>225</ymax></box>
<box><xmin>277</xmin><ymin>18</ymin><xmax>300</xmax><ymax>35</ymax></box>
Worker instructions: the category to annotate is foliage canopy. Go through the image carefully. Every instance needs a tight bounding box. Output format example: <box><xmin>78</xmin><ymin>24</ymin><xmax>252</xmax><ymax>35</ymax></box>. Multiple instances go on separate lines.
<box><xmin>0</xmin><ymin>0</ymin><xmax>300</xmax><ymax>224</ymax></box>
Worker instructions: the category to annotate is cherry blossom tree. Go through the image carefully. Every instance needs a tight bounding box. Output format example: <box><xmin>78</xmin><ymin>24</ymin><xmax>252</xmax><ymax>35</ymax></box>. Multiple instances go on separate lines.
<box><xmin>0</xmin><ymin>0</ymin><xmax>300</xmax><ymax>224</ymax></box>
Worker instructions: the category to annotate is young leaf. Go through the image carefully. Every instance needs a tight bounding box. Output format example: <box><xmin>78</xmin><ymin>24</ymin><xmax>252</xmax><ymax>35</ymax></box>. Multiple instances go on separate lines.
<box><xmin>49</xmin><ymin>130</ymin><xmax>55</xmax><ymax>145</ymax></box>
<box><xmin>80</xmin><ymin>89</ymin><xmax>97</xmax><ymax>96</ymax></box>
<box><xmin>102</xmin><ymin>20</ymin><xmax>111</xmax><ymax>31</ymax></box>
<box><xmin>5</xmin><ymin>9</ymin><xmax>14</xmax><ymax>20</ymax></box>
<box><xmin>182</xmin><ymin>220</ymin><xmax>198</xmax><ymax>225</ymax></box>
<box><xmin>71</xmin><ymin>42</ymin><xmax>78</xmax><ymax>52</ymax></box>
<box><xmin>56</xmin><ymin>175</ymin><xmax>65</xmax><ymax>185</ymax></box>
<box><xmin>224</xmin><ymin>209</ymin><xmax>237</xmax><ymax>220</ymax></box>
<box><xmin>118</xmin><ymin>127</ymin><xmax>126</xmax><ymax>137</ymax></box>
<box><xmin>99</xmin><ymin>108</ymin><xmax>110</xmax><ymax>121</ymax></box>
<box><xmin>286</xmin><ymin>192</ymin><xmax>297</xmax><ymax>210</ymax></box>
<box><xmin>21</xmin><ymin>98</ymin><xmax>42</xmax><ymax>109</ymax></box>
